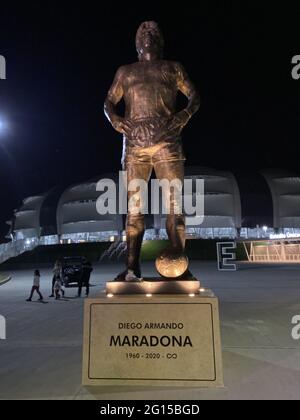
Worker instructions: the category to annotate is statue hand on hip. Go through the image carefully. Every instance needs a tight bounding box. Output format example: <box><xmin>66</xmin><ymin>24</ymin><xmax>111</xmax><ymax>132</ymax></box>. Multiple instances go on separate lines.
<box><xmin>166</xmin><ymin>110</ymin><xmax>191</xmax><ymax>134</ymax></box>
<box><xmin>112</xmin><ymin>116</ymin><xmax>134</xmax><ymax>136</ymax></box>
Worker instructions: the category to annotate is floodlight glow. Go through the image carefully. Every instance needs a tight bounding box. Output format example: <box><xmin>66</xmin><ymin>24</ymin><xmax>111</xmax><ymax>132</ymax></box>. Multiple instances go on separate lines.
<box><xmin>0</xmin><ymin>118</ymin><xmax>7</xmax><ymax>134</ymax></box>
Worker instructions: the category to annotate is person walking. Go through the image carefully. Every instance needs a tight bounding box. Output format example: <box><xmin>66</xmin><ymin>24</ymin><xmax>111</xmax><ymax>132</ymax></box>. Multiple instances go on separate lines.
<box><xmin>49</xmin><ymin>259</ymin><xmax>61</xmax><ymax>298</ymax></box>
<box><xmin>26</xmin><ymin>270</ymin><xmax>44</xmax><ymax>301</ymax></box>
<box><xmin>77</xmin><ymin>260</ymin><xmax>93</xmax><ymax>297</ymax></box>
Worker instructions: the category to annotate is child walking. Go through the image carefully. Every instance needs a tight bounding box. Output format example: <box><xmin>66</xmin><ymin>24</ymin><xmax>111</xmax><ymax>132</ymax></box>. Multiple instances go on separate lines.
<box><xmin>54</xmin><ymin>276</ymin><xmax>63</xmax><ymax>300</ymax></box>
<box><xmin>26</xmin><ymin>270</ymin><xmax>44</xmax><ymax>302</ymax></box>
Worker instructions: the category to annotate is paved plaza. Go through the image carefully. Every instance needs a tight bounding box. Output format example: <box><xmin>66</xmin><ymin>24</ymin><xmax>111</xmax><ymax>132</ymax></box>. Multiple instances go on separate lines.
<box><xmin>0</xmin><ymin>261</ymin><xmax>299</xmax><ymax>400</ymax></box>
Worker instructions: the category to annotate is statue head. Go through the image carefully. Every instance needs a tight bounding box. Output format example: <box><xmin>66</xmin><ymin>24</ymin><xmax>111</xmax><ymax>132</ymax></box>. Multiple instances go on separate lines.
<box><xmin>136</xmin><ymin>21</ymin><xmax>164</xmax><ymax>61</ymax></box>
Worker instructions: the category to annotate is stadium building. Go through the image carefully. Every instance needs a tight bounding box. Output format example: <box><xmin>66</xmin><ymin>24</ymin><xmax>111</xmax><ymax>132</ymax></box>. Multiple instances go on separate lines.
<box><xmin>2</xmin><ymin>167</ymin><xmax>300</xmax><ymax>264</ymax></box>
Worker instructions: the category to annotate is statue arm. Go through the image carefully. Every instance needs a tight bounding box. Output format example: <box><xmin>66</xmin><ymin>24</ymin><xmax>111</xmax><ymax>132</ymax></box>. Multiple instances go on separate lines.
<box><xmin>174</xmin><ymin>62</ymin><xmax>201</xmax><ymax>126</ymax></box>
<box><xmin>104</xmin><ymin>66</ymin><xmax>133</xmax><ymax>135</ymax></box>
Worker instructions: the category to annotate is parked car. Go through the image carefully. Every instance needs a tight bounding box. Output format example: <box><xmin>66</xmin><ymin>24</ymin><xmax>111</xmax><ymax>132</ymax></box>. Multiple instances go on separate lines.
<box><xmin>61</xmin><ymin>256</ymin><xmax>89</xmax><ymax>287</ymax></box>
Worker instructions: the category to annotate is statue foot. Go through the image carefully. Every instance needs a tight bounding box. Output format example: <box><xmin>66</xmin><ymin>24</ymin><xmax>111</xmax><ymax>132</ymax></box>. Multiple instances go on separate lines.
<box><xmin>125</xmin><ymin>270</ymin><xmax>143</xmax><ymax>282</ymax></box>
<box><xmin>114</xmin><ymin>266</ymin><xmax>142</xmax><ymax>282</ymax></box>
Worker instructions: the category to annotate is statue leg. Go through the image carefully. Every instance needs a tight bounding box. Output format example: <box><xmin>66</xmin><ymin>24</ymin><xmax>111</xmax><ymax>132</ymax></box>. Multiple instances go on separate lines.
<box><xmin>154</xmin><ymin>159</ymin><xmax>186</xmax><ymax>253</ymax></box>
<box><xmin>115</xmin><ymin>157</ymin><xmax>152</xmax><ymax>280</ymax></box>
<box><xmin>154</xmin><ymin>159</ymin><xmax>194</xmax><ymax>279</ymax></box>
<box><xmin>166</xmin><ymin>214</ymin><xmax>186</xmax><ymax>253</ymax></box>
<box><xmin>126</xmin><ymin>213</ymin><xmax>145</xmax><ymax>276</ymax></box>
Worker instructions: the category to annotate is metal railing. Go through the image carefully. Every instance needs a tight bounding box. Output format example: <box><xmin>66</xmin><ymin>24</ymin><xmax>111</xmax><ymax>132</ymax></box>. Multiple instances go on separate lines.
<box><xmin>247</xmin><ymin>242</ymin><xmax>300</xmax><ymax>263</ymax></box>
<box><xmin>99</xmin><ymin>238</ymin><xmax>127</xmax><ymax>261</ymax></box>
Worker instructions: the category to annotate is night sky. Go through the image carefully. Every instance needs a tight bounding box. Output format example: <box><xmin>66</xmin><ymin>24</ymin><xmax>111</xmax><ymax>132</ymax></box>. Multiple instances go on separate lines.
<box><xmin>0</xmin><ymin>3</ymin><xmax>299</xmax><ymax>239</ymax></box>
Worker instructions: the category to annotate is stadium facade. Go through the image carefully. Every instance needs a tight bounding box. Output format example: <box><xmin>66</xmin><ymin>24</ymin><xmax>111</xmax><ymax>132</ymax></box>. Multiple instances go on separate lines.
<box><xmin>6</xmin><ymin>167</ymin><xmax>300</xmax><ymax>242</ymax></box>
<box><xmin>2</xmin><ymin>167</ymin><xmax>300</xmax><ymax>264</ymax></box>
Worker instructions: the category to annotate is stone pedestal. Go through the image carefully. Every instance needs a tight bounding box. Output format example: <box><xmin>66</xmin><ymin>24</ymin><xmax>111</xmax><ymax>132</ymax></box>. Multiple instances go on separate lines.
<box><xmin>106</xmin><ymin>278</ymin><xmax>201</xmax><ymax>295</ymax></box>
<box><xmin>82</xmin><ymin>289</ymin><xmax>223</xmax><ymax>387</ymax></box>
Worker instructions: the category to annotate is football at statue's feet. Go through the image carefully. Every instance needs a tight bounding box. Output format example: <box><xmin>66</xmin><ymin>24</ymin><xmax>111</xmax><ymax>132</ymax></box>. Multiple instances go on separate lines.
<box><xmin>155</xmin><ymin>249</ymin><xmax>189</xmax><ymax>279</ymax></box>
